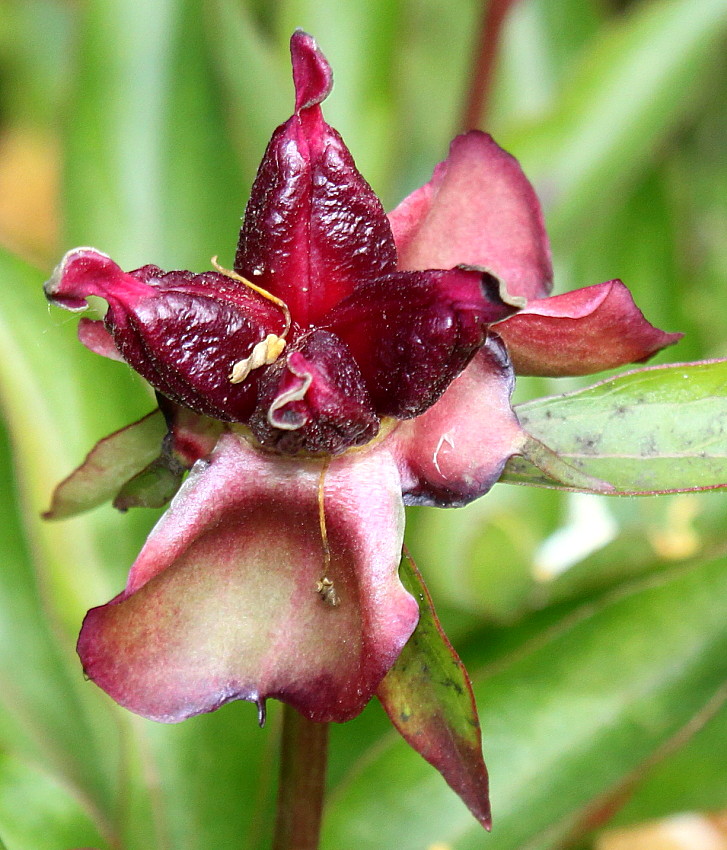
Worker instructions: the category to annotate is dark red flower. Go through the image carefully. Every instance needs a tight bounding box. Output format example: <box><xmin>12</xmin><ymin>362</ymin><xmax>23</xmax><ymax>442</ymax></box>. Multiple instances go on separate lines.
<box><xmin>45</xmin><ymin>31</ymin><xmax>678</xmax><ymax>727</ymax></box>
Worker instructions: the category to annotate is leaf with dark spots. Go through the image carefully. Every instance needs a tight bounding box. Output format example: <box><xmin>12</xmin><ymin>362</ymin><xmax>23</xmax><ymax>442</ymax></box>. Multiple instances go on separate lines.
<box><xmin>376</xmin><ymin>550</ymin><xmax>491</xmax><ymax>830</ymax></box>
<box><xmin>502</xmin><ymin>360</ymin><xmax>727</xmax><ymax>494</ymax></box>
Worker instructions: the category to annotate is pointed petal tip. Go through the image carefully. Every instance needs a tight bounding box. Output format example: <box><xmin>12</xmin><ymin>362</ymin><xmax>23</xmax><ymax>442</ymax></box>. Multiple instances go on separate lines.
<box><xmin>290</xmin><ymin>30</ymin><xmax>333</xmax><ymax>112</ymax></box>
<box><xmin>499</xmin><ymin>279</ymin><xmax>684</xmax><ymax>377</ymax></box>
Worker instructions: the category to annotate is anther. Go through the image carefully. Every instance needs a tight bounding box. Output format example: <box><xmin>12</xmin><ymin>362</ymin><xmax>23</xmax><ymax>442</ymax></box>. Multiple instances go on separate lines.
<box><xmin>211</xmin><ymin>257</ymin><xmax>293</xmax><ymax>383</ymax></box>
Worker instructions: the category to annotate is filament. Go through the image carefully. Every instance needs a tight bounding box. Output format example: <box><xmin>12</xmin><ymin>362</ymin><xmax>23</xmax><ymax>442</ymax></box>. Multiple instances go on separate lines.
<box><xmin>317</xmin><ymin>457</ymin><xmax>332</xmax><ymax>576</ymax></box>
<box><xmin>211</xmin><ymin>256</ymin><xmax>291</xmax><ymax>339</ymax></box>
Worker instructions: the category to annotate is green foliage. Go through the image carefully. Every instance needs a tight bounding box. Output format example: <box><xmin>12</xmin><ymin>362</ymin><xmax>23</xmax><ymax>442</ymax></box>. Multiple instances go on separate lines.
<box><xmin>505</xmin><ymin>360</ymin><xmax>727</xmax><ymax>494</ymax></box>
<box><xmin>1</xmin><ymin>0</ymin><xmax>726</xmax><ymax>847</ymax></box>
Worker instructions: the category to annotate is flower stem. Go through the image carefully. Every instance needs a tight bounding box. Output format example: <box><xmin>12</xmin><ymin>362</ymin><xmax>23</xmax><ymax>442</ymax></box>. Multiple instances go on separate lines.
<box><xmin>272</xmin><ymin>705</ymin><xmax>329</xmax><ymax>850</ymax></box>
<box><xmin>461</xmin><ymin>0</ymin><xmax>522</xmax><ymax>131</ymax></box>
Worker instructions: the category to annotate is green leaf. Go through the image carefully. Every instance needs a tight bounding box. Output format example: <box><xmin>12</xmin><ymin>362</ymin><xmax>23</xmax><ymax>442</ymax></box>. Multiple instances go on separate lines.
<box><xmin>44</xmin><ymin>410</ymin><xmax>166</xmax><ymax>519</ymax></box>
<box><xmin>503</xmin><ymin>0</ymin><xmax>727</xmax><ymax>246</ymax></box>
<box><xmin>113</xmin><ymin>457</ymin><xmax>184</xmax><ymax>512</ymax></box>
<box><xmin>322</xmin><ymin>554</ymin><xmax>727</xmax><ymax>849</ymax></box>
<box><xmin>502</xmin><ymin>360</ymin><xmax>727</xmax><ymax>494</ymax></box>
<box><xmin>0</xmin><ymin>752</ymin><xmax>106</xmax><ymax>850</ymax></box>
<box><xmin>64</xmin><ymin>0</ymin><xmax>244</xmax><ymax>269</ymax></box>
<box><xmin>377</xmin><ymin>551</ymin><xmax>490</xmax><ymax>829</ymax></box>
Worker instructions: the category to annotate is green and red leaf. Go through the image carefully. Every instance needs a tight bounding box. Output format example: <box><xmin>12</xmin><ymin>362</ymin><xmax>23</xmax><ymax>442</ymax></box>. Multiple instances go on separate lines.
<box><xmin>377</xmin><ymin>550</ymin><xmax>491</xmax><ymax>829</ymax></box>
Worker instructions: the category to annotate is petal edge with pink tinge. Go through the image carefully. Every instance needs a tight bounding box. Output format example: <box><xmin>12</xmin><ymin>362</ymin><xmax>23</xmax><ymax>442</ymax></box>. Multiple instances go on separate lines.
<box><xmin>497</xmin><ymin>280</ymin><xmax>683</xmax><ymax>376</ymax></box>
<box><xmin>77</xmin><ymin>432</ymin><xmax>418</xmax><ymax>723</ymax></box>
<box><xmin>394</xmin><ymin>336</ymin><xmax>526</xmax><ymax>507</ymax></box>
<box><xmin>389</xmin><ymin>131</ymin><xmax>552</xmax><ymax>300</ymax></box>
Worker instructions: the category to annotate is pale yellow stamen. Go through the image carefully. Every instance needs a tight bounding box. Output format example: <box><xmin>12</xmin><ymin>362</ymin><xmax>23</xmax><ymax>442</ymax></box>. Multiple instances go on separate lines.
<box><xmin>211</xmin><ymin>256</ymin><xmax>292</xmax><ymax>382</ymax></box>
<box><xmin>229</xmin><ymin>334</ymin><xmax>286</xmax><ymax>383</ymax></box>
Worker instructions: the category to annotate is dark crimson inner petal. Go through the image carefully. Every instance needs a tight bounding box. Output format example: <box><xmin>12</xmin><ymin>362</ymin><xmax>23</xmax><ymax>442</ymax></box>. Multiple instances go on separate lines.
<box><xmin>111</xmin><ymin>290</ymin><xmax>272</xmax><ymax>422</ymax></box>
<box><xmin>234</xmin><ymin>107</ymin><xmax>397</xmax><ymax>328</ymax></box>
<box><xmin>249</xmin><ymin>329</ymin><xmax>380</xmax><ymax>455</ymax></box>
<box><xmin>324</xmin><ymin>268</ymin><xmax>517</xmax><ymax>419</ymax></box>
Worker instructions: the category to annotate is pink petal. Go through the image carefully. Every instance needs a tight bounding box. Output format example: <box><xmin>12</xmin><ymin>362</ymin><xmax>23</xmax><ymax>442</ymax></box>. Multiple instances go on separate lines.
<box><xmin>496</xmin><ymin>280</ymin><xmax>683</xmax><ymax>376</ymax></box>
<box><xmin>389</xmin><ymin>131</ymin><xmax>553</xmax><ymax>300</ymax></box>
<box><xmin>46</xmin><ymin>248</ymin><xmax>283</xmax><ymax>422</ymax></box>
<box><xmin>393</xmin><ymin>336</ymin><xmax>526</xmax><ymax>507</ymax></box>
<box><xmin>326</xmin><ymin>268</ymin><xmax>517</xmax><ymax>419</ymax></box>
<box><xmin>77</xmin><ymin>318</ymin><xmax>124</xmax><ymax>362</ymax></box>
<box><xmin>234</xmin><ymin>46</ymin><xmax>397</xmax><ymax>327</ymax></box>
<box><xmin>77</xmin><ymin>432</ymin><xmax>418</xmax><ymax>724</ymax></box>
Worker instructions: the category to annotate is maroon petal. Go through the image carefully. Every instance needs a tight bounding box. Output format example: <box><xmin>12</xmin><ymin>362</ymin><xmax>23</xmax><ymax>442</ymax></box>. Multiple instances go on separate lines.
<box><xmin>77</xmin><ymin>432</ymin><xmax>419</xmax><ymax>724</ymax></box>
<box><xmin>249</xmin><ymin>329</ymin><xmax>379</xmax><ymax>455</ymax></box>
<box><xmin>290</xmin><ymin>30</ymin><xmax>333</xmax><ymax>111</ymax></box>
<box><xmin>393</xmin><ymin>336</ymin><xmax>525</xmax><ymax>507</ymax></box>
<box><xmin>45</xmin><ymin>248</ymin><xmax>284</xmax><ymax>421</ymax></box>
<box><xmin>326</xmin><ymin>268</ymin><xmax>517</xmax><ymax>420</ymax></box>
<box><xmin>389</xmin><ymin>131</ymin><xmax>552</xmax><ymax>300</ymax></box>
<box><xmin>496</xmin><ymin>280</ymin><xmax>683</xmax><ymax>376</ymax></box>
<box><xmin>234</xmin><ymin>34</ymin><xmax>397</xmax><ymax>327</ymax></box>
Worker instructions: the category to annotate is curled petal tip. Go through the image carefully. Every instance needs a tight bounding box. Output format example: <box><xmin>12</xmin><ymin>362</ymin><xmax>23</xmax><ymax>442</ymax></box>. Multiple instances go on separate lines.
<box><xmin>290</xmin><ymin>30</ymin><xmax>333</xmax><ymax>112</ymax></box>
<box><xmin>44</xmin><ymin>247</ymin><xmax>115</xmax><ymax>311</ymax></box>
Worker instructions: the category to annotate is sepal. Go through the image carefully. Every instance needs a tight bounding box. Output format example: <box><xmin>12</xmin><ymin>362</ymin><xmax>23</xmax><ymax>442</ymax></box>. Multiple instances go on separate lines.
<box><xmin>377</xmin><ymin>551</ymin><xmax>491</xmax><ymax>830</ymax></box>
<box><xmin>43</xmin><ymin>411</ymin><xmax>167</xmax><ymax>519</ymax></box>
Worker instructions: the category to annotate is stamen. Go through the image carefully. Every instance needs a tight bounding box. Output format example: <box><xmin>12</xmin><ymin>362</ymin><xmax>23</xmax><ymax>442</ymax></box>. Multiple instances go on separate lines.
<box><xmin>211</xmin><ymin>257</ymin><xmax>293</xmax><ymax>383</ymax></box>
<box><xmin>316</xmin><ymin>458</ymin><xmax>339</xmax><ymax>607</ymax></box>
<box><xmin>229</xmin><ymin>334</ymin><xmax>286</xmax><ymax>384</ymax></box>
<box><xmin>211</xmin><ymin>257</ymin><xmax>291</xmax><ymax>337</ymax></box>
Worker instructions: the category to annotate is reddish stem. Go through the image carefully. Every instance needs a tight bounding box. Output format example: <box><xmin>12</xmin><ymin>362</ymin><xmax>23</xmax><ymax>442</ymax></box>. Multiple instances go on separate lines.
<box><xmin>461</xmin><ymin>0</ymin><xmax>522</xmax><ymax>131</ymax></box>
<box><xmin>272</xmin><ymin>705</ymin><xmax>329</xmax><ymax>850</ymax></box>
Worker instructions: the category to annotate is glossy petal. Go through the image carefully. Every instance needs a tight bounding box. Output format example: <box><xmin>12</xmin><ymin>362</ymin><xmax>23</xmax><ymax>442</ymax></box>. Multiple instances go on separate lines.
<box><xmin>234</xmin><ymin>35</ymin><xmax>397</xmax><ymax>327</ymax></box>
<box><xmin>378</xmin><ymin>553</ymin><xmax>491</xmax><ymax>830</ymax></box>
<box><xmin>394</xmin><ymin>336</ymin><xmax>526</xmax><ymax>507</ymax></box>
<box><xmin>326</xmin><ymin>269</ymin><xmax>517</xmax><ymax>419</ymax></box>
<box><xmin>290</xmin><ymin>30</ymin><xmax>333</xmax><ymax>111</ymax></box>
<box><xmin>77</xmin><ymin>432</ymin><xmax>419</xmax><ymax>723</ymax></box>
<box><xmin>249</xmin><ymin>329</ymin><xmax>379</xmax><ymax>455</ymax></box>
<box><xmin>389</xmin><ymin>131</ymin><xmax>552</xmax><ymax>300</ymax></box>
<box><xmin>45</xmin><ymin>248</ymin><xmax>283</xmax><ymax>421</ymax></box>
<box><xmin>497</xmin><ymin>280</ymin><xmax>683</xmax><ymax>376</ymax></box>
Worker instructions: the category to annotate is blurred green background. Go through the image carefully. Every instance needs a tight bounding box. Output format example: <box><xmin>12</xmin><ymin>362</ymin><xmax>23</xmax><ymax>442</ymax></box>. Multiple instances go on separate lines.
<box><xmin>1</xmin><ymin>0</ymin><xmax>726</xmax><ymax>848</ymax></box>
